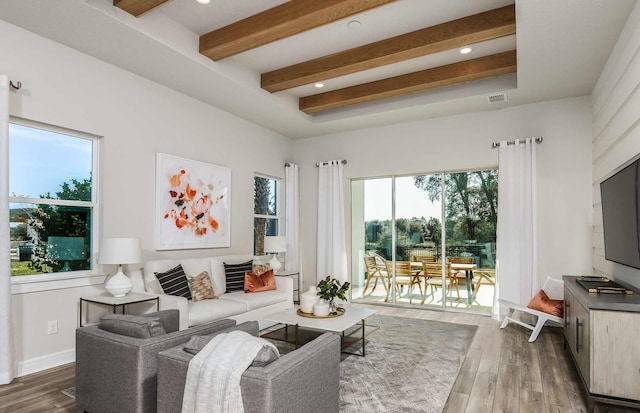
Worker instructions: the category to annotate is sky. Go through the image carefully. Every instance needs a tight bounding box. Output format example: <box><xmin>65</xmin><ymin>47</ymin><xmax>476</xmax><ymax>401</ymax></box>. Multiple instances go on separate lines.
<box><xmin>364</xmin><ymin>176</ymin><xmax>442</xmax><ymax>221</ymax></box>
<box><xmin>9</xmin><ymin>123</ymin><xmax>92</xmax><ymax>199</ymax></box>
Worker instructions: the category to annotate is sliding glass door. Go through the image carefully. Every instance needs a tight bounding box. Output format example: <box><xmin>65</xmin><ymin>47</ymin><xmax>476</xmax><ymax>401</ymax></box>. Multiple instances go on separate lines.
<box><xmin>352</xmin><ymin>169</ymin><xmax>497</xmax><ymax>313</ymax></box>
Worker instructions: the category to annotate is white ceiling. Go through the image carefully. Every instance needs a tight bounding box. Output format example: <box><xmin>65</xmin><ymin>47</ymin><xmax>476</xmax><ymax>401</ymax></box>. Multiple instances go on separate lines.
<box><xmin>0</xmin><ymin>0</ymin><xmax>636</xmax><ymax>138</ymax></box>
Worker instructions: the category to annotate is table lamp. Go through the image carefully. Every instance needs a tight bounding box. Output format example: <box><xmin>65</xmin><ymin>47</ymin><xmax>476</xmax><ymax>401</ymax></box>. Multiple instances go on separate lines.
<box><xmin>100</xmin><ymin>238</ymin><xmax>142</xmax><ymax>297</ymax></box>
<box><xmin>264</xmin><ymin>236</ymin><xmax>286</xmax><ymax>272</ymax></box>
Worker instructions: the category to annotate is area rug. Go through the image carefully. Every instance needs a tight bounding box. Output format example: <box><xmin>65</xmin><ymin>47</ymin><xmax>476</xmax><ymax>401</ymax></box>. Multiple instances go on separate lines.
<box><xmin>338</xmin><ymin>315</ymin><xmax>477</xmax><ymax>413</ymax></box>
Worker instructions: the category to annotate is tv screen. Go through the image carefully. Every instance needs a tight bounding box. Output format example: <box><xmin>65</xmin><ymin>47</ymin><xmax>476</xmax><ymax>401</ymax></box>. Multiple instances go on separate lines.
<box><xmin>600</xmin><ymin>159</ymin><xmax>640</xmax><ymax>269</ymax></box>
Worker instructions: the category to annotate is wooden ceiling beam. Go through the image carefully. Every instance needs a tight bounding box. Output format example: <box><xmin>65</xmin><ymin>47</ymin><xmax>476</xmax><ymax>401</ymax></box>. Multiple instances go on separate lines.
<box><xmin>114</xmin><ymin>0</ymin><xmax>172</xmax><ymax>17</ymax></box>
<box><xmin>200</xmin><ymin>0</ymin><xmax>397</xmax><ymax>61</ymax></box>
<box><xmin>263</xmin><ymin>5</ymin><xmax>515</xmax><ymax>92</ymax></box>
<box><xmin>299</xmin><ymin>50</ymin><xmax>517</xmax><ymax>114</ymax></box>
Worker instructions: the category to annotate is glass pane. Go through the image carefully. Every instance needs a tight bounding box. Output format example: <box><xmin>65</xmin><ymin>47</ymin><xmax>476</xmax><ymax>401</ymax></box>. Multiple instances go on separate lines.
<box><xmin>253</xmin><ymin>217</ymin><xmax>278</xmax><ymax>255</ymax></box>
<box><xmin>351</xmin><ymin>178</ymin><xmax>392</xmax><ymax>303</ymax></box>
<box><xmin>395</xmin><ymin>175</ymin><xmax>442</xmax><ymax>308</ymax></box>
<box><xmin>10</xmin><ymin>123</ymin><xmax>93</xmax><ymax>201</ymax></box>
<box><xmin>10</xmin><ymin>202</ymin><xmax>92</xmax><ymax>276</ymax></box>
<box><xmin>443</xmin><ymin>170</ymin><xmax>497</xmax><ymax>313</ymax></box>
<box><xmin>254</xmin><ymin>177</ymin><xmax>277</xmax><ymax>216</ymax></box>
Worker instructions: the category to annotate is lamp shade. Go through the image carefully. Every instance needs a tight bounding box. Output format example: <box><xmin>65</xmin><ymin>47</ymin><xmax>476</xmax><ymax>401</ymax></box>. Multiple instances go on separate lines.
<box><xmin>100</xmin><ymin>238</ymin><xmax>142</xmax><ymax>265</ymax></box>
<box><xmin>264</xmin><ymin>236</ymin><xmax>286</xmax><ymax>253</ymax></box>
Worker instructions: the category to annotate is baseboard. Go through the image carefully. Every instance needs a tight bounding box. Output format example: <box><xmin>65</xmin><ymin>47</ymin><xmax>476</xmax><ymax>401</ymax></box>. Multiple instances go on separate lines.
<box><xmin>17</xmin><ymin>348</ymin><xmax>75</xmax><ymax>377</ymax></box>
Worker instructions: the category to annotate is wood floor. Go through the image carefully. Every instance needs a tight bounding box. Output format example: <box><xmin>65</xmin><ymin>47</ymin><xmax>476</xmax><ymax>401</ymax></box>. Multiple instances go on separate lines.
<box><xmin>1</xmin><ymin>305</ymin><xmax>638</xmax><ymax>413</ymax></box>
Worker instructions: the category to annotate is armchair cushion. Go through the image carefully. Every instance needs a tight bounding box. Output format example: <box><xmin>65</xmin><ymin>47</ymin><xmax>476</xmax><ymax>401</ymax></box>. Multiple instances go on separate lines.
<box><xmin>99</xmin><ymin>314</ymin><xmax>166</xmax><ymax>338</ymax></box>
<box><xmin>527</xmin><ymin>289</ymin><xmax>564</xmax><ymax>317</ymax></box>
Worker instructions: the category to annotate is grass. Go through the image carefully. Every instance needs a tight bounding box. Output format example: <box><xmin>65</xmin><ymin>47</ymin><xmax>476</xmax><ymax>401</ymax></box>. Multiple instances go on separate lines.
<box><xmin>10</xmin><ymin>261</ymin><xmax>40</xmax><ymax>276</ymax></box>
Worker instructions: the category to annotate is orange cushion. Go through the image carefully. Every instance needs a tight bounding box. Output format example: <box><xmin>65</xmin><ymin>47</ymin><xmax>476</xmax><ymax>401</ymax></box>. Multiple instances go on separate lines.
<box><xmin>527</xmin><ymin>289</ymin><xmax>563</xmax><ymax>318</ymax></box>
<box><xmin>244</xmin><ymin>269</ymin><xmax>276</xmax><ymax>293</ymax></box>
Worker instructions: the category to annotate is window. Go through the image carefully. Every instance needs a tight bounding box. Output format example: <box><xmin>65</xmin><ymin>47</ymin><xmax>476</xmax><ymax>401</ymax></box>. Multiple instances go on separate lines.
<box><xmin>253</xmin><ymin>175</ymin><xmax>281</xmax><ymax>255</ymax></box>
<box><xmin>8</xmin><ymin>119</ymin><xmax>101</xmax><ymax>290</ymax></box>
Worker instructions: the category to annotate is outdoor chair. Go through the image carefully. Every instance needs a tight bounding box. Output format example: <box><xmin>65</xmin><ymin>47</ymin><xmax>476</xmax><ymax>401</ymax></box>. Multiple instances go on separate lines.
<box><xmin>471</xmin><ymin>269</ymin><xmax>496</xmax><ymax>302</ymax></box>
<box><xmin>499</xmin><ymin>276</ymin><xmax>564</xmax><ymax>342</ymax></box>
<box><xmin>422</xmin><ymin>262</ymin><xmax>457</xmax><ymax>303</ymax></box>
<box><xmin>384</xmin><ymin>260</ymin><xmax>421</xmax><ymax>303</ymax></box>
<box><xmin>362</xmin><ymin>255</ymin><xmax>390</xmax><ymax>296</ymax></box>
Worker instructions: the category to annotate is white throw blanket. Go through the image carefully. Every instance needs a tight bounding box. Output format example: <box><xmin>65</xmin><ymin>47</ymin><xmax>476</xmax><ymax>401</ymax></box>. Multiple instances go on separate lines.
<box><xmin>181</xmin><ymin>330</ymin><xmax>278</xmax><ymax>413</ymax></box>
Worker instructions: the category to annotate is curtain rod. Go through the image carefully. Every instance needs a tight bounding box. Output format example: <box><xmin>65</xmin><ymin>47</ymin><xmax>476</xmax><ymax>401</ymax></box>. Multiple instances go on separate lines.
<box><xmin>9</xmin><ymin>80</ymin><xmax>21</xmax><ymax>90</ymax></box>
<box><xmin>315</xmin><ymin>160</ymin><xmax>347</xmax><ymax>167</ymax></box>
<box><xmin>492</xmin><ymin>137</ymin><xmax>543</xmax><ymax>149</ymax></box>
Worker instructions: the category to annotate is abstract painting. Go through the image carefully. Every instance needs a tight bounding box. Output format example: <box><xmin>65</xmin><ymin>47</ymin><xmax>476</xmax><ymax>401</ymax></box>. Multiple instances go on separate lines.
<box><xmin>155</xmin><ymin>153</ymin><xmax>230</xmax><ymax>250</ymax></box>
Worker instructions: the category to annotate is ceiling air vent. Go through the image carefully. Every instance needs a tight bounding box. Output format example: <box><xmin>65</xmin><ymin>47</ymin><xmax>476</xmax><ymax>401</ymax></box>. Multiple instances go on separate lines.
<box><xmin>487</xmin><ymin>92</ymin><xmax>507</xmax><ymax>104</ymax></box>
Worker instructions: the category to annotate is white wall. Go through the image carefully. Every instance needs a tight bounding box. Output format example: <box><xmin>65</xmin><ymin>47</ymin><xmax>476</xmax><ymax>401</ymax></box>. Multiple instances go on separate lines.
<box><xmin>1</xmin><ymin>21</ymin><xmax>292</xmax><ymax>375</ymax></box>
<box><xmin>292</xmin><ymin>96</ymin><xmax>594</xmax><ymax>292</ymax></box>
<box><xmin>591</xmin><ymin>1</ymin><xmax>640</xmax><ymax>289</ymax></box>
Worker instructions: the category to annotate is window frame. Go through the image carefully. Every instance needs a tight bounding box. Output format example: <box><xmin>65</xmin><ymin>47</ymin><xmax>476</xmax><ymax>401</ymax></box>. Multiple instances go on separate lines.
<box><xmin>253</xmin><ymin>173</ymin><xmax>283</xmax><ymax>254</ymax></box>
<box><xmin>9</xmin><ymin>117</ymin><xmax>105</xmax><ymax>294</ymax></box>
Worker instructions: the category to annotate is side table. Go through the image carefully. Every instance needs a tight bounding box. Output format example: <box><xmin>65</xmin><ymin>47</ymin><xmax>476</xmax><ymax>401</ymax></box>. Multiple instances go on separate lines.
<box><xmin>275</xmin><ymin>271</ymin><xmax>300</xmax><ymax>303</ymax></box>
<box><xmin>79</xmin><ymin>292</ymin><xmax>159</xmax><ymax>327</ymax></box>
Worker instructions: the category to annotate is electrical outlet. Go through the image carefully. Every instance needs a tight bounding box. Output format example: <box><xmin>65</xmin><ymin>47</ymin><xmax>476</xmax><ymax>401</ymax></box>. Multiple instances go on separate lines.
<box><xmin>47</xmin><ymin>320</ymin><xmax>58</xmax><ymax>335</ymax></box>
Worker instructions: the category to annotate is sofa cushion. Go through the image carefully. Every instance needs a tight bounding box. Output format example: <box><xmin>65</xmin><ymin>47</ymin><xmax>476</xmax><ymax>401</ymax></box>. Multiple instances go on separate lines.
<box><xmin>219</xmin><ymin>288</ymin><xmax>288</xmax><ymax>311</ymax></box>
<box><xmin>244</xmin><ymin>269</ymin><xmax>276</xmax><ymax>293</ymax></box>
<box><xmin>154</xmin><ymin>264</ymin><xmax>191</xmax><ymax>299</ymax></box>
<box><xmin>223</xmin><ymin>260</ymin><xmax>253</xmax><ymax>292</ymax></box>
<box><xmin>99</xmin><ymin>314</ymin><xmax>166</xmax><ymax>338</ymax></box>
<box><xmin>186</xmin><ymin>271</ymin><xmax>217</xmax><ymax>302</ymax></box>
<box><xmin>188</xmin><ymin>297</ymin><xmax>248</xmax><ymax>326</ymax></box>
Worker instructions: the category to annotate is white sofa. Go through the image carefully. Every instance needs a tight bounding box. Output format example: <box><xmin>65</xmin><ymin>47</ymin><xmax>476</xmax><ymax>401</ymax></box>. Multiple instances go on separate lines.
<box><xmin>143</xmin><ymin>254</ymin><xmax>293</xmax><ymax>330</ymax></box>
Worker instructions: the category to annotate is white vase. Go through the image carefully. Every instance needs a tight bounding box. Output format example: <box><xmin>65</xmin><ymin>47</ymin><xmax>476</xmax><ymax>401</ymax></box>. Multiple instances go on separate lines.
<box><xmin>313</xmin><ymin>300</ymin><xmax>330</xmax><ymax>317</ymax></box>
<box><xmin>300</xmin><ymin>286</ymin><xmax>319</xmax><ymax>313</ymax></box>
<box><xmin>105</xmin><ymin>266</ymin><xmax>133</xmax><ymax>297</ymax></box>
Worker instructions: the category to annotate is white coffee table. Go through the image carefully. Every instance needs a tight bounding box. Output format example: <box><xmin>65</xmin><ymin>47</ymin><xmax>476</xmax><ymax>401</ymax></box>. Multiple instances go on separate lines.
<box><xmin>263</xmin><ymin>306</ymin><xmax>377</xmax><ymax>356</ymax></box>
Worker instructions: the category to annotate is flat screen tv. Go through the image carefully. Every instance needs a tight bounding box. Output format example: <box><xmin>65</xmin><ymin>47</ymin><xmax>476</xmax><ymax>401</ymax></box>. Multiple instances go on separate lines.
<box><xmin>600</xmin><ymin>159</ymin><xmax>640</xmax><ymax>269</ymax></box>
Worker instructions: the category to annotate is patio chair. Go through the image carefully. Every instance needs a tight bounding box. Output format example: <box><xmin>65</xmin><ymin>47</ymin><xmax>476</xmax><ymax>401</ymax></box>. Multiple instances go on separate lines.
<box><xmin>471</xmin><ymin>269</ymin><xmax>496</xmax><ymax>302</ymax></box>
<box><xmin>422</xmin><ymin>262</ymin><xmax>457</xmax><ymax>303</ymax></box>
<box><xmin>363</xmin><ymin>255</ymin><xmax>390</xmax><ymax>296</ymax></box>
<box><xmin>384</xmin><ymin>261</ymin><xmax>421</xmax><ymax>303</ymax></box>
<box><xmin>499</xmin><ymin>276</ymin><xmax>564</xmax><ymax>342</ymax></box>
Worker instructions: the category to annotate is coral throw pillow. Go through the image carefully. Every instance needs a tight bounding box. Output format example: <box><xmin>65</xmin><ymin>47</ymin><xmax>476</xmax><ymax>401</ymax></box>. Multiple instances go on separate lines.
<box><xmin>527</xmin><ymin>289</ymin><xmax>564</xmax><ymax>318</ymax></box>
<box><xmin>244</xmin><ymin>269</ymin><xmax>276</xmax><ymax>293</ymax></box>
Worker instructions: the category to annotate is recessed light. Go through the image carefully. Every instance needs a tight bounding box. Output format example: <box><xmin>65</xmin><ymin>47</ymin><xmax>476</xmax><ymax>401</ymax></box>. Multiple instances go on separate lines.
<box><xmin>459</xmin><ymin>46</ymin><xmax>473</xmax><ymax>55</ymax></box>
<box><xmin>196</xmin><ymin>0</ymin><xmax>210</xmax><ymax>4</ymax></box>
<box><xmin>347</xmin><ymin>20</ymin><xmax>362</xmax><ymax>30</ymax></box>
<box><xmin>314</xmin><ymin>83</ymin><xmax>325</xmax><ymax>88</ymax></box>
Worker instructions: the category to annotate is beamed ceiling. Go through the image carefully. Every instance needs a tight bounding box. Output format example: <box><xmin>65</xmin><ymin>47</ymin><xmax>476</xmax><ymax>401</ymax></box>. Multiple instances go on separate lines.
<box><xmin>0</xmin><ymin>0</ymin><xmax>634</xmax><ymax>138</ymax></box>
<box><xmin>114</xmin><ymin>0</ymin><xmax>517</xmax><ymax>114</ymax></box>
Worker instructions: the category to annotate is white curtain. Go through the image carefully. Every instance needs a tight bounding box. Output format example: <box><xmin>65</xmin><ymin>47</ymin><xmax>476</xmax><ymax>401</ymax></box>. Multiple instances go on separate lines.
<box><xmin>285</xmin><ymin>164</ymin><xmax>300</xmax><ymax>272</ymax></box>
<box><xmin>316</xmin><ymin>161</ymin><xmax>348</xmax><ymax>283</ymax></box>
<box><xmin>495</xmin><ymin>138</ymin><xmax>539</xmax><ymax>319</ymax></box>
<box><xmin>0</xmin><ymin>75</ymin><xmax>16</xmax><ymax>384</ymax></box>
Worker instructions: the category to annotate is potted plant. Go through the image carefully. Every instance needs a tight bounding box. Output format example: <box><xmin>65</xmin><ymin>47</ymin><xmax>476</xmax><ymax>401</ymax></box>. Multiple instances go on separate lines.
<box><xmin>316</xmin><ymin>276</ymin><xmax>350</xmax><ymax>315</ymax></box>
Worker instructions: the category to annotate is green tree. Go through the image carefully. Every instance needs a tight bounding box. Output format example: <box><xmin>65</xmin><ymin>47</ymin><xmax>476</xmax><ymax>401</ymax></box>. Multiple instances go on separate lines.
<box><xmin>253</xmin><ymin>177</ymin><xmax>272</xmax><ymax>255</ymax></box>
<box><xmin>29</xmin><ymin>178</ymin><xmax>92</xmax><ymax>273</ymax></box>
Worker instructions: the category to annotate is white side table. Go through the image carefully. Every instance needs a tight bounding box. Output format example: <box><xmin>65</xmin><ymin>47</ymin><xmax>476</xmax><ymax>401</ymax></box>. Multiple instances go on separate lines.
<box><xmin>275</xmin><ymin>271</ymin><xmax>300</xmax><ymax>303</ymax></box>
<box><xmin>79</xmin><ymin>292</ymin><xmax>159</xmax><ymax>326</ymax></box>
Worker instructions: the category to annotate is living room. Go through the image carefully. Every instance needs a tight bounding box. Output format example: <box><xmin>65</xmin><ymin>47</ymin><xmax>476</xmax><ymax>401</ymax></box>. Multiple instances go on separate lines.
<box><xmin>1</xmin><ymin>0</ymin><xmax>640</xmax><ymax>412</ymax></box>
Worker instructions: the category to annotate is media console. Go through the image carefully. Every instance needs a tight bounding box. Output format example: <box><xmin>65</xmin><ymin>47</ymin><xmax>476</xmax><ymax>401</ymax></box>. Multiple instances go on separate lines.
<box><xmin>563</xmin><ymin>276</ymin><xmax>640</xmax><ymax>407</ymax></box>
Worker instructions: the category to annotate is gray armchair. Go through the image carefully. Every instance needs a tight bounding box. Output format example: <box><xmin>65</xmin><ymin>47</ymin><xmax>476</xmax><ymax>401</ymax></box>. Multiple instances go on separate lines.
<box><xmin>156</xmin><ymin>321</ymin><xmax>341</xmax><ymax>413</ymax></box>
<box><xmin>75</xmin><ymin>310</ymin><xmax>236</xmax><ymax>413</ymax></box>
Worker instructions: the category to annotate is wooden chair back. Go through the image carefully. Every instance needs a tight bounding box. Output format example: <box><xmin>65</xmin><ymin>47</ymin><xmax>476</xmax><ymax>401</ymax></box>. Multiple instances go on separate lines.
<box><xmin>385</xmin><ymin>260</ymin><xmax>412</xmax><ymax>277</ymax></box>
<box><xmin>447</xmin><ymin>256</ymin><xmax>474</xmax><ymax>264</ymax></box>
<box><xmin>422</xmin><ymin>262</ymin><xmax>453</xmax><ymax>278</ymax></box>
<box><xmin>413</xmin><ymin>256</ymin><xmax>436</xmax><ymax>263</ymax></box>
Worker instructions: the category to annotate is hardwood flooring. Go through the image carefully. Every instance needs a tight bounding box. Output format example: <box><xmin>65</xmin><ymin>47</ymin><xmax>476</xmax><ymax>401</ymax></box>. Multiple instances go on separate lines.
<box><xmin>1</xmin><ymin>305</ymin><xmax>638</xmax><ymax>413</ymax></box>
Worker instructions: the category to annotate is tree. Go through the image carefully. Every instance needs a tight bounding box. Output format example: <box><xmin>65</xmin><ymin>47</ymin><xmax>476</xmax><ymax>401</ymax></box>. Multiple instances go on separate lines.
<box><xmin>29</xmin><ymin>178</ymin><xmax>92</xmax><ymax>273</ymax></box>
<box><xmin>413</xmin><ymin>171</ymin><xmax>498</xmax><ymax>242</ymax></box>
<box><xmin>253</xmin><ymin>177</ymin><xmax>272</xmax><ymax>255</ymax></box>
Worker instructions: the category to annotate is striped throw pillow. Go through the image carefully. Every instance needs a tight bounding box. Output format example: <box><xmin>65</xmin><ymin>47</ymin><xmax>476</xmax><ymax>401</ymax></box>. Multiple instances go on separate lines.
<box><xmin>224</xmin><ymin>260</ymin><xmax>253</xmax><ymax>292</ymax></box>
<box><xmin>154</xmin><ymin>264</ymin><xmax>191</xmax><ymax>300</ymax></box>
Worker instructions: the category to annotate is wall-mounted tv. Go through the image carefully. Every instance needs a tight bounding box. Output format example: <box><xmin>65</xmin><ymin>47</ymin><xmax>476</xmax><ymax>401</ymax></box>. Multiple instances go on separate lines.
<box><xmin>600</xmin><ymin>159</ymin><xmax>640</xmax><ymax>269</ymax></box>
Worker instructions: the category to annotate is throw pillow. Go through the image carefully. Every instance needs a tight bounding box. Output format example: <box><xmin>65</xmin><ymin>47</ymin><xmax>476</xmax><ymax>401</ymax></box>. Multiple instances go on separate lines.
<box><xmin>183</xmin><ymin>329</ymin><xmax>279</xmax><ymax>367</ymax></box>
<box><xmin>528</xmin><ymin>289</ymin><xmax>564</xmax><ymax>318</ymax></box>
<box><xmin>252</xmin><ymin>263</ymin><xmax>271</xmax><ymax>276</ymax></box>
<box><xmin>244</xmin><ymin>269</ymin><xmax>276</xmax><ymax>293</ymax></box>
<box><xmin>186</xmin><ymin>271</ymin><xmax>217</xmax><ymax>302</ymax></box>
<box><xmin>154</xmin><ymin>264</ymin><xmax>191</xmax><ymax>300</ymax></box>
<box><xmin>183</xmin><ymin>321</ymin><xmax>259</xmax><ymax>354</ymax></box>
<box><xmin>223</xmin><ymin>260</ymin><xmax>253</xmax><ymax>292</ymax></box>
<box><xmin>99</xmin><ymin>314</ymin><xmax>166</xmax><ymax>338</ymax></box>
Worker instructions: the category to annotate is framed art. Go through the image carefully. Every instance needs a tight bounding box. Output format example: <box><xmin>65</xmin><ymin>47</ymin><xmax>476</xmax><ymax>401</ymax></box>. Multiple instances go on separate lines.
<box><xmin>155</xmin><ymin>153</ymin><xmax>231</xmax><ymax>250</ymax></box>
